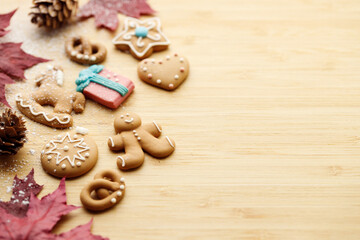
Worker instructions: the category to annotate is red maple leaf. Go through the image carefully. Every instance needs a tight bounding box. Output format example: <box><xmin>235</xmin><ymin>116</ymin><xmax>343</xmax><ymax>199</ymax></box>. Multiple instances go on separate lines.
<box><xmin>0</xmin><ymin>9</ymin><xmax>16</xmax><ymax>37</ymax></box>
<box><xmin>78</xmin><ymin>0</ymin><xmax>155</xmax><ymax>31</ymax></box>
<box><xmin>0</xmin><ymin>177</ymin><xmax>109</xmax><ymax>240</ymax></box>
<box><xmin>0</xmin><ymin>9</ymin><xmax>50</xmax><ymax>107</ymax></box>
<box><xmin>0</xmin><ymin>169</ymin><xmax>43</xmax><ymax>217</ymax></box>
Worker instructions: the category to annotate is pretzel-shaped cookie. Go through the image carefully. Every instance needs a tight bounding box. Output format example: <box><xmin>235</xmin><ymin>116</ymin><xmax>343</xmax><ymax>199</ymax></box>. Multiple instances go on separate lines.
<box><xmin>80</xmin><ymin>170</ymin><xmax>125</xmax><ymax>211</ymax></box>
<box><xmin>65</xmin><ymin>36</ymin><xmax>107</xmax><ymax>65</ymax></box>
<box><xmin>94</xmin><ymin>169</ymin><xmax>125</xmax><ymax>199</ymax></box>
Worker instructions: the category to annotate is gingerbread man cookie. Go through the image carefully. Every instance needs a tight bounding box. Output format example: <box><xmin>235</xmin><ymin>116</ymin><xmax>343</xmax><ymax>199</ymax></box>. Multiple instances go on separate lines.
<box><xmin>80</xmin><ymin>169</ymin><xmax>125</xmax><ymax>211</ymax></box>
<box><xmin>40</xmin><ymin>132</ymin><xmax>98</xmax><ymax>178</ymax></box>
<box><xmin>16</xmin><ymin>66</ymin><xmax>86</xmax><ymax>128</ymax></box>
<box><xmin>112</xmin><ymin>17</ymin><xmax>170</xmax><ymax>60</ymax></box>
<box><xmin>108</xmin><ymin>112</ymin><xmax>175</xmax><ymax>170</ymax></box>
<box><xmin>65</xmin><ymin>36</ymin><xmax>107</xmax><ymax>65</ymax></box>
<box><xmin>138</xmin><ymin>53</ymin><xmax>190</xmax><ymax>90</ymax></box>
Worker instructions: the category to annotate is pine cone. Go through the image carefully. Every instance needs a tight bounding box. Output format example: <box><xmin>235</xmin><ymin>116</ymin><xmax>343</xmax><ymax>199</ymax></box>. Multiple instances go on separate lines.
<box><xmin>29</xmin><ymin>0</ymin><xmax>78</xmax><ymax>29</ymax></box>
<box><xmin>0</xmin><ymin>109</ymin><xmax>27</xmax><ymax>155</ymax></box>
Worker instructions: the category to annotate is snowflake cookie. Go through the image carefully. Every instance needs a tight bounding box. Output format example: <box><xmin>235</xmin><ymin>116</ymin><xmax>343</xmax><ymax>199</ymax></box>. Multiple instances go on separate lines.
<box><xmin>112</xmin><ymin>17</ymin><xmax>170</xmax><ymax>59</ymax></box>
<box><xmin>40</xmin><ymin>132</ymin><xmax>98</xmax><ymax>178</ymax></box>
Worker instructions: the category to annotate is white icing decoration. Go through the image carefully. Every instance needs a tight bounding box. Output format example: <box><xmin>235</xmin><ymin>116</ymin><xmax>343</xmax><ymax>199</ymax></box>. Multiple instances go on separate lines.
<box><xmin>85</xmin><ymin>152</ymin><xmax>90</xmax><ymax>158</ymax></box>
<box><xmin>76</xmin><ymin>53</ymin><xmax>83</xmax><ymax>59</ymax></box>
<box><xmin>153</xmin><ymin>121</ymin><xmax>162</xmax><ymax>133</ymax></box>
<box><xmin>125</xmin><ymin>118</ymin><xmax>134</xmax><ymax>123</ymax></box>
<box><xmin>120</xmin><ymin>185</ymin><xmax>125</xmax><ymax>190</ymax></box>
<box><xmin>76</xmin><ymin>126</ymin><xmax>89</xmax><ymax>135</ymax></box>
<box><xmin>46</xmin><ymin>144</ymin><xmax>50</xmax><ymax>148</ymax></box>
<box><xmin>56</xmin><ymin>70</ymin><xmax>64</xmax><ymax>86</ymax></box>
<box><xmin>73</xmin><ymin>134</ymin><xmax>78</xmax><ymax>139</ymax></box>
<box><xmin>120</xmin><ymin>177</ymin><xmax>125</xmax><ymax>183</ymax></box>
<box><xmin>169</xmin><ymin>84</ymin><xmax>174</xmax><ymax>88</ymax></box>
<box><xmin>44</xmin><ymin>133</ymin><xmax>90</xmax><ymax>167</ymax></box>
<box><xmin>136</xmin><ymin>37</ymin><xmax>145</xmax><ymax>47</ymax></box>
<box><xmin>174</xmin><ymin>75</ymin><xmax>179</xmax><ymax>80</ymax></box>
<box><xmin>117</xmin><ymin>156</ymin><xmax>126</xmax><ymax>167</ymax></box>
<box><xmin>111</xmin><ymin>198</ymin><xmax>117</xmax><ymax>203</ymax></box>
<box><xmin>47</xmin><ymin>155</ymin><xmax>52</xmax><ymax>160</ymax></box>
<box><xmin>166</xmin><ymin>56</ymin><xmax>170</xmax><ymax>60</ymax></box>
<box><xmin>166</xmin><ymin>136</ymin><xmax>175</xmax><ymax>148</ymax></box>
<box><xmin>156</xmin><ymin>79</ymin><xmax>161</xmax><ymax>84</ymax></box>
<box><xmin>180</xmin><ymin>58</ymin><xmax>184</xmax><ymax>63</ymax></box>
<box><xmin>137</xmin><ymin>137</ymin><xmax>141</xmax><ymax>141</ymax></box>
<box><xmin>16</xmin><ymin>94</ymin><xmax>71</xmax><ymax>125</ymax></box>
<box><xmin>90</xmin><ymin>56</ymin><xmax>96</xmax><ymax>61</ymax></box>
<box><xmin>71</xmin><ymin>51</ymin><xmax>77</xmax><ymax>56</ymax></box>
<box><xmin>61</xmin><ymin>164</ymin><xmax>66</xmax><ymax>169</ymax></box>
<box><xmin>109</xmin><ymin>137</ymin><xmax>115</xmax><ymax>147</ymax></box>
<box><xmin>112</xmin><ymin>17</ymin><xmax>170</xmax><ymax>58</ymax></box>
<box><xmin>63</xmin><ymin>145</ymin><xmax>69</xmax><ymax>151</ymax></box>
<box><xmin>76</xmin><ymin>162</ymin><xmax>82</xmax><ymax>167</ymax></box>
<box><xmin>117</xmin><ymin>191</ymin><xmax>122</xmax><ymax>197</ymax></box>
<box><xmin>143</xmin><ymin>67</ymin><xmax>147</xmax><ymax>72</ymax></box>
<box><xmin>83</xmin><ymin>55</ymin><xmax>89</xmax><ymax>60</ymax></box>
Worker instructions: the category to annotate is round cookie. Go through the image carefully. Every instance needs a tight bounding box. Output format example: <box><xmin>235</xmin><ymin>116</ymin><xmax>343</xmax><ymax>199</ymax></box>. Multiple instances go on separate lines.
<box><xmin>137</xmin><ymin>53</ymin><xmax>189</xmax><ymax>91</ymax></box>
<box><xmin>40</xmin><ymin>132</ymin><xmax>98</xmax><ymax>178</ymax></box>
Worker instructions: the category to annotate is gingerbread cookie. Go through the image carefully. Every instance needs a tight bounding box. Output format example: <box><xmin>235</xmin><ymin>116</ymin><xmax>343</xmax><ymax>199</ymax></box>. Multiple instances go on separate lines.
<box><xmin>65</xmin><ymin>36</ymin><xmax>107</xmax><ymax>65</ymax></box>
<box><xmin>40</xmin><ymin>132</ymin><xmax>98</xmax><ymax>178</ymax></box>
<box><xmin>80</xmin><ymin>169</ymin><xmax>125</xmax><ymax>211</ymax></box>
<box><xmin>16</xmin><ymin>66</ymin><xmax>86</xmax><ymax>128</ymax></box>
<box><xmin>108</xmin><ymin>112</ymin><xmax>175</xmax><ymax>170</ymax></box>
<box><xmin>138</xmin><ymin>53</ymin><xmax>189</xmax><ymax>90</ymax></box>
<box><xmin>76</xmin><ymin>65</ymin><xmax>135</xmax><ymax>109</ymax></box>
<box><xmin>112</xmin><ymin>17</ymin><xmax>170</xmax><ymax>60</ymax></box>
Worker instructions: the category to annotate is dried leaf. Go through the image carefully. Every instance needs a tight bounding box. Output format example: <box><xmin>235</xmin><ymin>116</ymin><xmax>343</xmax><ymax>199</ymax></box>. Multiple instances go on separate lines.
<box><xmin>78</xmin><ymin>0</ymin><xmax>155</xmax><ymax>31</ymax></box>
<box><xmin>0</xmin><ymin>176</ymin><xmax>108</xmax><ymax>240</ymax></box>
<box><xmin>0</xmin><ymin>9</ymin><xmax>16</xmax><ymax>37</ymax></box>
<box><xmin>0</xmin><ymin>169</ymin><xmax>43</xmax><ymax>217</ymax></box>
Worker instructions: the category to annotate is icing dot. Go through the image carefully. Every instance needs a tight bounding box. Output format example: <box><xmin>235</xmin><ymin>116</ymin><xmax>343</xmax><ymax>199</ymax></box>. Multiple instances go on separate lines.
<box><xmin>61</xmin><ymin>164</ymin><xmax>66</xmax><ymax>169</ymax></box>
<box><xmin>76</xmin><ymin>162</ymin><xmax>82</xmax><ymax>167</ymax></box>
<box><xmin>120</xmin><ymin>185</ymin><xmax>125</xmax><ymax>190</ymax></box>
<box><xmin>134</xmin><ymin>133</ymin><xmax>138</xmax><ymax>137</ymax></box>
<box><xmin>174</xmin><ymin>53</ymin><xmax>178</xmax><ymax>57</ymax></box>
<box><xmin>107</xmin><ymin>74</ymin><xmax>111</xmax><ymax>78</ymax></box>
<box><xmin>137</xmin><ymin>137</ymin><xmax>141</xmax><ymax>141</ymax></box>
<box><xmin>133</xmin><ymin>130</ymin><xmax>137</xmax><ymax>133</ymax></box>
<box><xmin>90</xmin><ymin>56</ymin><xmax>96</xmax><ymax>61</ymax></box>
<box><xmin>54</xmin><ymin>169</ymin><xmax>56</xmax><ymax>172</ymax></box>
<box><xmin>126</xmin><ymin>113</ymin><xmax>130</xmax><ymax>116</ymax></box>
<box><xmin>166</xmin><ymin>56</ymin><xmax>170</xmax><ymax>60</ymax></box>
<box><xmin>71</xmin><ymin>51</ymin><xmax>77</xmax><ymax>56</ymax></box>
<box><xmin>135</xmin><ymin>26</ymin><xmax>148</xmax><ymax>37</ymax></box>
<box><xmin>85</xmin><ymin>152</ymin><xmax>90</xmax><ymax>158</ymax></box>
<box><xmin>76</xmin><ymin>53</ymin><xmax>83</xmax><ymax>59</ymax></box>
<box><xmin>156</xmin><ymin>79</ymin><xmax>162</xmax><ymax>84</ymax></box>
<box><xmin>179</xmin><ymin>58</ymin><xmax>184</xmax><ymax>63</ymax></box>
<box><xmin>147</xmin><ymin>74</ymin><xmax>152</xmax><ymax>79</ymax></box>
<box><xmin>169</xmin><ymin>84</ymin><xmax>174</xmax><ymax>89</ymax></box>
<box><xmin>174</xmin><ymin>75</ymin><xmax>179</xmax><ymax>80</ymax></box>
<box><xmin>41</xmin><ymin>150</ymin><xmax>45</xmax><ymax>154</ymax></box>
<box><xmin>180</xmin><ymin>67</ymin><xmax>185</xmax><ymax>72</ymax></box>
<box><xmin>120</xmin><ymin>177</ymin><xmax>125</xmax><ymax>183</ymax></box>
<box><xmin>120</xmin><ymin>115</ymin><xmax>124</xmax><ymax>118</ymax></box>
<box><xmin>83</xmin><ymin>55</ymin><xmax>89</xmax><ymax>60</ymax></box>
<box><xmin>111</xmin><ymin>198</ymin><xmax>117</xmax><ymax>204</ymax></box>
<box><xmin>63</xmin><ymin>146</ymin><xmax>69</xmax><ymax>151</ymax></box>
<box><xmin>82</xmin><ymin>142</ymin><xmax>86</xmax><ymax>146</ymax></box>
<box><xmin>142</xmin><ymin>67</ymin><xmax>147</xmax><ymax>72</ymax></box>
<box><xmin>151</xmin><ymin>59</ymin><xmax>155</xmax><ymax>63</ymax></box>
<box><xmin>117</xmin><ymin>191</ymin><xmax>122</xmax><ymax>197</ymax></box>
<box><xmin>47</xmin><ymin>155</ymin><xmax>52</xmax><ymax>160</ymax></box>
<box><xmin>57</xmin><ymin>135</ymin><xmax>62</xmax><ymax>140</ymax></box>
<box><xmin>46</xmin><ymin>144</ymin><xmax>50</xmax><ymax>148</ymax></box>
<box><xmin>73</xmin><ymin>134</ymin><xmax>78</xmax><ymax>139</ymax></box>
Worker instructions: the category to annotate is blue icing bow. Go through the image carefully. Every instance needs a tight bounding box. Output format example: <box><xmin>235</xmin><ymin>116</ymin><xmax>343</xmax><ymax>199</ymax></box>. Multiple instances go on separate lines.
<box><xmin>75</xmin><ymin>65</ymin><xmax>129</xmax><ymax>96</ymax></box>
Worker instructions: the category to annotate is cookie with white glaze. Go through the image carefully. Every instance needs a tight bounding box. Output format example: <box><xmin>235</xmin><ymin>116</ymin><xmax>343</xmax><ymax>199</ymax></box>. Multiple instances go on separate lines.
<box><xmin>137</xmin><ymin>53</ymin><xmax>189</xmax><ymax>90</ymax></box>
<box><xmin>41</xmin><ymin>132</ymin><xmax>98</xmax><ymax>178</ymax></box>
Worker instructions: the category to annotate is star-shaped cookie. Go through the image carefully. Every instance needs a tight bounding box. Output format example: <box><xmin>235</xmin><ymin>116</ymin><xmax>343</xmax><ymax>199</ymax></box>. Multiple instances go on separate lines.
<box><xmin>112</xmin><ymin>17</ymin><xmax>170</xmax><ymax>59</ymax></box>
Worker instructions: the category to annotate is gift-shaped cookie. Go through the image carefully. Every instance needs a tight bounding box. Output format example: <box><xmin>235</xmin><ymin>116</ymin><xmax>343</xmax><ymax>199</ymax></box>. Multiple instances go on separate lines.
<box><xmin>75</xmin><ymin>65</ymin><xmax>134</xmax><ymax>109</ymax></box>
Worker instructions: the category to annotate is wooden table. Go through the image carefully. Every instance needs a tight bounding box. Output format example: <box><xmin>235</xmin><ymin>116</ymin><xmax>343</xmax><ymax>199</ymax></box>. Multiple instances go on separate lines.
<box><xmin>1</xmin><ymin>0</ymin><xmax>360</xmax><ymax>239</ymax></box>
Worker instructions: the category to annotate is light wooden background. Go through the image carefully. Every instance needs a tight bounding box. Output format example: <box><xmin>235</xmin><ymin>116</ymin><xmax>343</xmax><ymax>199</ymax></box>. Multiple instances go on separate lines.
<box><xmin>1</xmin><ymin>0</ymin><xmax>360</xmax><ymax>239</ymax></box>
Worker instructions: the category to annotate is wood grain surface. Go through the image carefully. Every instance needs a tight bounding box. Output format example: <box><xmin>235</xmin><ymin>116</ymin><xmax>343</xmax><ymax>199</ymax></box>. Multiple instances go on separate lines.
<box><xmin>1</xmin><ymin>0</ymin><xmax>360</xmax><ymax>239</ymax></box>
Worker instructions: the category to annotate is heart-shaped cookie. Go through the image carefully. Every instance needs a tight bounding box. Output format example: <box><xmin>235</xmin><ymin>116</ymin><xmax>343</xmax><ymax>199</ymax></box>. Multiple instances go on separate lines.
<box><xmin>137</xmin><ymin>53</ymin><xmax>189</xmax><ymax>91</ymax></box>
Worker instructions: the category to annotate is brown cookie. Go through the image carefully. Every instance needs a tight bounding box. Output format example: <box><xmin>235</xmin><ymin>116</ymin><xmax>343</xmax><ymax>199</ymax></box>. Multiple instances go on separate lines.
<box><xmin>112</xmin><ymin>17</ymin><xmax>170</xmax><ymax>60</ymax></box>
<box><xmin>40</xmin><ymin>132</ymin><xmax>98</xmax><ymax>178</ymax></box>
<box><xmin>16</xmin><ymin>66</ymin><xmax>86</xmax><ymax>128</ymax></box>
<box><xmin>80</xmin><ymin>169</ymin><xmax>125</xmax><ymax>211</ymax></box>
<box><xmin>65</xmin><ymin>36</ymin><xmax>107</xmax><ymax>65</ymax></box>
<box><xmin>108</xmin><ymin>111</ymin><xmax>175</xmax><ymax>170</ymax></box>
<box><xmin>137</xmin><ymin>53</ymin><xmax>189</xmax><ymax>90</ymax></box>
